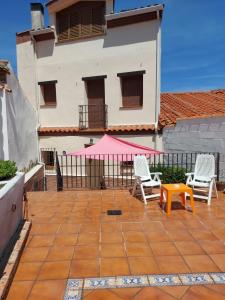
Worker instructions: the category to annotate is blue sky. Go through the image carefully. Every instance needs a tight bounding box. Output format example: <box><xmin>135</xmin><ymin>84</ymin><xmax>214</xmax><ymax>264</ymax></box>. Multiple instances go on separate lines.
<box><xmin>0</xmin><ymin>0</ymin><xmax>225</xmax><ymax>92</ymax></box>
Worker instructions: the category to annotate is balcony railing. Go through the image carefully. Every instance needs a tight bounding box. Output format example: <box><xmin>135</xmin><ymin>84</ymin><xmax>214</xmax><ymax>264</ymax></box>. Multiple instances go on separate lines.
<box><xmin>79</xmin><ymin>105</ymin><xmax>108</xmax><ymax>129</ymax></box>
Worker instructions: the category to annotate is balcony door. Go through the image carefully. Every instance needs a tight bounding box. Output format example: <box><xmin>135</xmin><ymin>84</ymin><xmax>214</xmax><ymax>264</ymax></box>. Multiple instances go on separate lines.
<box><xmin>86</xmin><ymin>78</ymin><xmax>105</xmax><ymax>128</ymax></box>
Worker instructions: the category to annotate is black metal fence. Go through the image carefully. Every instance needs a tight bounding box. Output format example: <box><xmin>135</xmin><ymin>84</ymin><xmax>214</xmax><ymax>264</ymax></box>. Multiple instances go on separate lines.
<box><xmin>55</xmin><ymin>152</ymin><xmax>220</xmax><ymax>191</ymax></box>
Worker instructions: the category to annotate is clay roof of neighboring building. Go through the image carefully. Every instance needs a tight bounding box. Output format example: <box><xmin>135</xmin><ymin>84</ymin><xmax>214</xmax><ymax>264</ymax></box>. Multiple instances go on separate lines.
<box><xmin>160</xmin><ymin>89</ymin><xmax>225</xmax><ymax>127</ymax></box>
<box><xmin>0</xmin><ymin>61</ymin><xmax>10</xmax><ymax>74</ymax></box>
<box><xmin>38</xmin><ymin>124</ymin><xmax>155</xmax><ymax>135</ymax></box>
<box><xmin>0</xmin><ymin>83</ymin><xmax>12</xmax><ymax>93</ymax></box>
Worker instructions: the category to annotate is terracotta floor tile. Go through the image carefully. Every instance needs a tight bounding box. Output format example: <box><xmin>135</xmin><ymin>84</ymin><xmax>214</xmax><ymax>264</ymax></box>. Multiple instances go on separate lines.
<box><xmin>112</xmin><ymin>288</ymin><xmax>141</xmax><ymax>300</ymax></box>
<box><xmin>175</xmin><ymin>241</ymin><xmax>205</xmax><ymax>255</ymax></box>
<box><xmin>101</xmin><ymin>232</ymin><xmax>123</xmax><ymax>243</ymax></box>
<box><xmin>199</xmin><ymin>240</ymin><xmax>225</xmax><ymax>254</ymax></box>
<box><xmin>54</xmin><ymin>234</ymin><xmax>78</xmax><ymax>246</ymax></box>
<box><xmin>142</xmin><ymin>221</ymin><xmax>164</xmax><ymax>231</ymax></box>
<box><xmin>77</xmin><ymin>232</ymin><xmax>100</xmax><ymax>244</ymax></box>
<box><xmin>6</xmin><ymin>281</ymin><xmax>33</xmax><ymax>300</ymax></box>
<box><xmin>122</xmin><ymin>222</ymin><xmax>143</xmax><ymax>231</ymax></box>
<box><xmin>133</xmin><ymin>287</ymin><xmax>176</xmax><ymax>300</ymax></box>
<box><xmin>70</xmin><ymin>259</ymin><xmax>99</xmax><ymax>278</ymax></box>
<box><xmin>46</xmin><ymin>246</ymin><xmax>74</xmax><ymax>261</ymax></box>
<box><xmin>83</xmin><ymin>289</ymin><xmax>123</xmax><ymax>300</ymax></box>
<box><xmin>156</xmin><ymin>256</ymin><xmax>190</xmax><ymax>274</ymax></box>
<box><xmin>210</xmin><ymin>254</ymin><xmax>225</xmax><ymax>271</ymax></box>
<box><xmin>126</xmin><ymin>242</ymin><xmax>153</xmax><ymax>257</ymax></box>
<box><xmin>190</xmin><ymin>229</ymin><xmax>218</xmax><ymax>241</ymax></box>
<box><xmin>145</xmin><ymin>230</ymin><xmax>171</xmax><ymax>242</ymax></box>
<box><xmin>28</xmin><ymin>235</ymin><xmax>55</xmax><ymax>247</ymax></box>
<box><xmin>21</xmin><ymin>247</ymin><xmax>49</xmax><ymax>262</ymax></box>
<box><xmin>100</xmin><ymin>258</ymin><xmax>130</xmax><ymax>276</ymax></box>
<box><xmin>168</xmin><ymin>230</ymin><xmax>194</xmax><ymax>241</ymax></box>
<box><xmin>80</xmin><ymin>223</ymin><xmax>100</xmax><ymax>233</ymax></box>
<box><xmin>206</xmin><ymin>285</ymin><xmax>225</xmax><ymax>297</ymax></box>
<box><xmin>38</xmin><ymin>261</ymin><xmax>70</xmax><ymax>280</ymax></box>
<box><xmin>128</xmin><ymin>256</ymin><xmax>159</xmax><ymax>275</ymax></box>
<box><xmin>150</xmin><ymin>242</ymin><xmax>180</xmax><ymax>256</ymax></box>
<box><xmin>182</xmin><ymin>285</ymin><xmax>225</xmax><ymax>300</ymax></box>
<box><xmin>74</xmin><ymin>245</ymin><xmax>99</xmax><ymax>259</ymax></box>
<box><xmin>58</xmin><ymin>223</ymin><xmax>81</xmax><ymax>234</ymax></box>
<box><xmin>31</xmin><ymin>223</ymin><xmax>60</xmax><ymax>235</ymax></box>
<box><xmin>101</xmin><ymin>223</ymin><xmax>122</xmax><ymax>232</ymax></box>
<box><xmin>183</xmin><ymin>255</ymin><xmax>220</xmax><ymax>272</ymax></box>
<box><xmin>123</xmin><ymin>231</ymin><xmax>147</xmax><ymax>243</ymax></box>
<box><xmin>14</xmin><ymin>262</ymin><xmax>42</xmax><ymax>281</ymax></box>
<box><xmin>100</xmin><ymin>243</ymin><xmax>126</xmax><ymax>258</ymax></box>
<box><xmin>159</xmin><ymin>286</ymin><xmax>189</xmax><ymax>299</ymax></box>
<box><xmin>28</xmin><ymin>280</ymin><xmax>67</xmax><ymax>300</ymax></box>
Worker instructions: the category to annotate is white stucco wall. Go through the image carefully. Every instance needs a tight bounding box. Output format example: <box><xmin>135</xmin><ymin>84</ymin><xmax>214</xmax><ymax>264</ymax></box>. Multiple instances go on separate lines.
<box><xmin>163</xmin><ymin>116</ymin><xmax>225</xmax><ymax>180</ymax></box>
<box><xmin>0</xmin><ymin>65</ymin><xmax>39</xmax><ymax>170</ymax></box>
<box><xmin>17</xmin><ymin>18</ymin><xmax>160</xmax><ymax>128</ymax></box>
<box><xmin>39</xmin><ymin>134</ymin><xmax>162</xmax><ymax>154</ymax></box>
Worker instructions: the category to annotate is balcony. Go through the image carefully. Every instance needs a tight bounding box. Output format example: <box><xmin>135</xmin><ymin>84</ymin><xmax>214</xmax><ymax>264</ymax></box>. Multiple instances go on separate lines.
<box><xmin>79</xmin><ymin>104</ymin><xmax>108</xmax><ymax>129</ymax></box>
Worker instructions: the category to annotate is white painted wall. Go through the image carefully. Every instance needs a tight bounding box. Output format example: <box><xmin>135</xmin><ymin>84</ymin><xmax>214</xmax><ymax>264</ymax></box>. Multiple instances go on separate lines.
<box><xmin>163</xmin><ymin>117</ymin><xmax>225</xmax><ymax>180</ymax></box>
<box><xmin>17</xmin><ymin>19</ymin><xmax>160</xmax><ymax>128</ymax></box>
<box><xmin>39</xmin><ymin>133</ymin><xmax>161</xmax><ymax>154</ymax></box>
<box><xmin>0</xmin><ymin>65</ymin><xmax>39</xmax><ymax>170</ymax></box>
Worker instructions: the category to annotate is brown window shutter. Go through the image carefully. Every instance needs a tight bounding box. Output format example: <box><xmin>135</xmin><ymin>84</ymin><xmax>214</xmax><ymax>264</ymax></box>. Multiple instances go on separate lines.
<box><xmin>57</xmin><ymin>13</ymin><xmax>69</xmax><ymax>41</ymax></box>
<box><xmin>43</xmin><ymin>84</ymin><xmax>56</xmax><ymax>104</ymax></box>
<box><xmin>122</xmin><ymin>75</ymin><xmax>143</xmax><ymax>107</ymax></box>
<box><xmin>80</xmin><ymin>7</ymin><xmax>92</xmax><ymax>36</ymax></box>
<box><xmin>92</xmin><ymin>6</ymin><xmax>104</xmax><ymax>34</ymax></box>
<box><xmin>70</xmin><ymin>12</ymin><xmax>80</xmax><ymax>39</ymax></box>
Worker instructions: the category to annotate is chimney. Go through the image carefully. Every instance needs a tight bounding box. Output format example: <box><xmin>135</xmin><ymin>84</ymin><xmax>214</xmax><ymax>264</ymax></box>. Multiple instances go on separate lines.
<box><xmin>30</xmin><ymin>3</ymin><xmax>44</xmax><ymax>30</ymax></box>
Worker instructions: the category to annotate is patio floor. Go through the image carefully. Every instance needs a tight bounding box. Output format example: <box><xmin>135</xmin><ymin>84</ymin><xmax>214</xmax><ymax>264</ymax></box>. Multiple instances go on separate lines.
<box><xmin>6</xmin><ymin>189</ymin><xmax>225</xmax><ymax>300</ymax></box>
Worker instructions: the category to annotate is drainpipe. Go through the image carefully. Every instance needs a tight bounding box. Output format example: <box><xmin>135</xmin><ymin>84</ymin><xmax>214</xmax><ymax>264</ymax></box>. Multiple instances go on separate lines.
<box><xmin>2</xmin><ymin>88</ymin><xmax>9</xmax><ymax>160</ymax></box>
<box><xmin>154</xmin><ymin>9</ymin><xmax>162</xmax><ymax>150</ymax></box>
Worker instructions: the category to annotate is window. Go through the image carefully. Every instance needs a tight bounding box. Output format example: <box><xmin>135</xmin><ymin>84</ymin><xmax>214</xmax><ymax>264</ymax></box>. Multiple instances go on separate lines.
<box><xmin>38</xmin><ymin>81</ymin><xmax>57</xmax><ymax>106</ymax></box>
<box><xmin>41</xmin><ymin>149</ymin><xmax>55</xmax><ymax>171</ymax></box>
<box><xmin>0</xmin><ymin>70</ymin><xmax>7</xmax><ymax>84</ymax></box>
<box><xmin>118</xmin><ymin>71</ymin><xmax>145</xmax><ymax>108</ymax></box>
<box><xmin>120</xmin><ymin>161</ymin><xmax>134</xmax><ymax>176</ymax></box>
<box><xmin>57</xmin><ymin>1</ymin><xmax>105</xmax><ymax>42</ymax></box>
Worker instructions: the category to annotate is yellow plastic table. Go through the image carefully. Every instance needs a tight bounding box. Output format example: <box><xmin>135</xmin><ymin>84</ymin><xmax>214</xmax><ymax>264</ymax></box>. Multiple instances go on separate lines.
<box><xmin>160</xmin><ymin>183</ymin><xmax>195</xmax><ymax>215</ymax></box>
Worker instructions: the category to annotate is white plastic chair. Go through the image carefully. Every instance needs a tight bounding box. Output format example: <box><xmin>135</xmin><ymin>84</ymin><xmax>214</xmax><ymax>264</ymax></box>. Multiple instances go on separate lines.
<box><xmin>132</xmin><ymin>155</ymin><xmax>162</xmax><ymax>205</ymax></box>
<box><xmin>186</xmin><ymin>154</ymin><xmax>218</xmax><ymax>205</ymax></box>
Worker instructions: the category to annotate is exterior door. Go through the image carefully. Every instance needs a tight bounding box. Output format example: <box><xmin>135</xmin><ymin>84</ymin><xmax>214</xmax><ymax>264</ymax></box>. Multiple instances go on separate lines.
<box><xmin>86</xmin><ymin>79</ymin><xmax>105</xmax><ymax>128</ymax></box>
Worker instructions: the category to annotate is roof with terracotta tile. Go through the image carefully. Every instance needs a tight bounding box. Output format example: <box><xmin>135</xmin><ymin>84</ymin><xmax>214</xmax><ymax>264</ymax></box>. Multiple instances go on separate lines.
<box><xmin>0</xmin><ymin>61</ymin><xmax>10</xmax><ymax>74</ymax></box>
<box><xmin>38</xmin><ymin>124</ymin><xmax>155</xmax><ymax>135</ymax></box>
<box><xmin>160</xmin><ymin>89</ymin><xmax>225</xmax><ymax>127</ymax></box>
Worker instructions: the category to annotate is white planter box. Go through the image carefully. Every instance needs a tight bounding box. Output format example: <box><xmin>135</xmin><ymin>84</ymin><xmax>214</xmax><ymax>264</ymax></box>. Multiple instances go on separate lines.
<box><xmin>0</xmin><ymin>172</ymin><xmax>25</xmax><ymax>257</ymax></box>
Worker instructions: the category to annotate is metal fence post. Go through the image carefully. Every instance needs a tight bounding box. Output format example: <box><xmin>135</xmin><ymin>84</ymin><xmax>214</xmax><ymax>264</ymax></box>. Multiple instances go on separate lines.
<box><xmin>216</xmin><ymin>152</ymin><xmax>220</xmax><ymax>182</ymax></box>
<box><xmin>56</xmin><ymin>152</ymin><xmax>63</xmax><ymax>191</ymax></box>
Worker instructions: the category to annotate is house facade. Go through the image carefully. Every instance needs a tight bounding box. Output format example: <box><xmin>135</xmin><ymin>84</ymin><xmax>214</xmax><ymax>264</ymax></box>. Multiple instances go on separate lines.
<box><xmin>16</xmin><ymin>0</ymin><xmax>163</xmax><ymax>169</ymax></box>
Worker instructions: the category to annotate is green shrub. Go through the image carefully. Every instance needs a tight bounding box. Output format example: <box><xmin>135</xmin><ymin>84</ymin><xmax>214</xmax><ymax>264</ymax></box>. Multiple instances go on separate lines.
<box><xmin>0</xmin><ymin>160</ymin><xmax>17</xmax><ymax>180</ymax></box>
<box><xmin>150</xmin><ymin>164</ymin><xmax>186</xmax><ymax>184</ymax></box>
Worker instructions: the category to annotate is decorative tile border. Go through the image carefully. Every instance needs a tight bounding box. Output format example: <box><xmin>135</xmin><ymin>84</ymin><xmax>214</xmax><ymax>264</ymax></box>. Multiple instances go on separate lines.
<box><xmin>180</xmin><ymin>273</ymin><xmax>213</xmax><ymax>285</ymax></box>
<box><xmin>148</xmin><ymin>274</ymin><xmax>181</xmax><ymax>286</ymax></box>
<box><xmin>64</xmin><ymin>272</ymin><xmax>225</xmax><ymax>299</ymax></box>
<box><xmin>64</xmin><ymin>280</ymin><xmax>83</xmax><ymax>300</ymax></box>
<box><xmin>0</xmin><ymin>221</ymin><xmax>31</xmax><ymax>300</ymax></box>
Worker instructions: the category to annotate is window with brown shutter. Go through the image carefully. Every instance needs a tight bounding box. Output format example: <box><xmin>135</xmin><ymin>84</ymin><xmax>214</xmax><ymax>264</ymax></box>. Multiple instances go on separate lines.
<box><xmin>119</xmin><ymin>72</ymin><xmax>145</xmax><ymax>108</ymax></box>
<box><xmin>39</xmin><ymin>81</ymin><xmax>57</xmax><ymax>106</ymax></box>
<box><xmin>57</xmin><ymin>1</ymin><xmax>105</xmax><ymax>42</ymax></box>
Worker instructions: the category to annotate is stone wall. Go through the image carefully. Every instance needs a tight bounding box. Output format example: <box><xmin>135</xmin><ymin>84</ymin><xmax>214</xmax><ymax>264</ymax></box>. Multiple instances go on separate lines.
<box><xmin>163</xmin><ymin>116</ymin><xmax>225</xmax><ymax>180</ymax></box>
